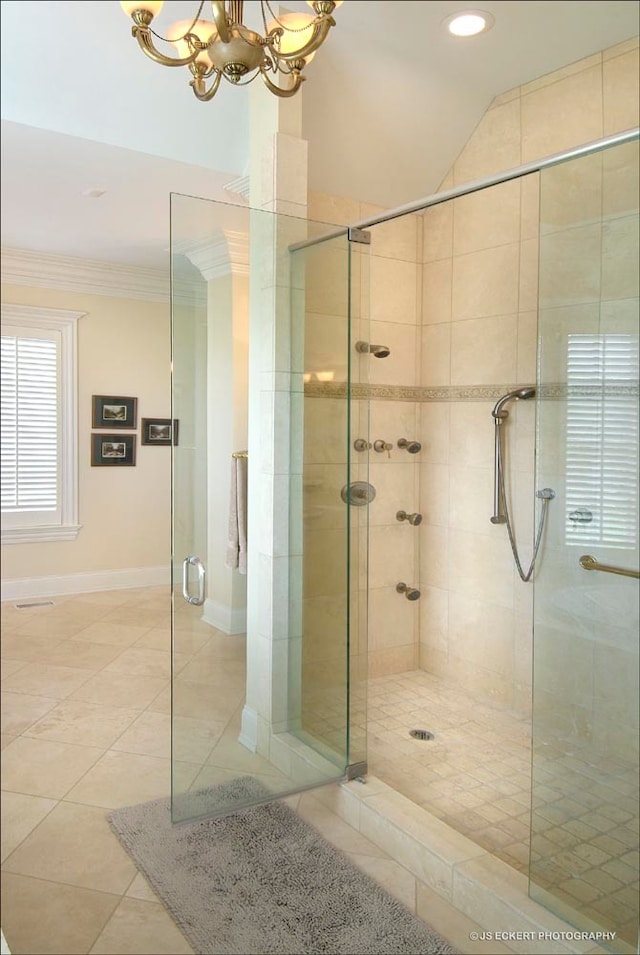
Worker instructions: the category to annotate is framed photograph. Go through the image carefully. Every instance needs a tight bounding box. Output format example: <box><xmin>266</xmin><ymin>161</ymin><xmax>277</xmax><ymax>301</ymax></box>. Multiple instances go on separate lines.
<box><xmin>91</xmin><ymin>433</ymin><xmax>136</xmax><ymax>467</ymax></box>
<box><xmin>141</xmin><ymin>418</ymin><xmax>179</xmax><ymax>447</ymax></box>
<box><xmin>92</xmin><ymin>395</ymin><xmax>137</xmax><ymax>429</ymax></box>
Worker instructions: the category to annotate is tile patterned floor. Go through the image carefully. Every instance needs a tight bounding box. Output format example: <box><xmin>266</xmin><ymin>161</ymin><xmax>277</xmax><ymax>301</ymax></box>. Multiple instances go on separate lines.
<box><xmin>367</xmin><ymin>669</ymin><xmax>639</xmax><ymax>949</ymax></box>
<box><xmin>1</xmin><ymin>588</ymin><xmax>499</xmax><ymax>955</ymax></box>
<box><xmin>1</xmin><ymin>589</ymin><xmax>637</xmax><ymax>952</ymax></box>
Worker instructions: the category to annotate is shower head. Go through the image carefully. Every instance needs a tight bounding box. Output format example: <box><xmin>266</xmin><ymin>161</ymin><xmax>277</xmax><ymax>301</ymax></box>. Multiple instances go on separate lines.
<box><xmin>397</xmin><ymin>438</ymin><xmax>422</xmax><ymax>454</ymax></box>
<box><xmin>355</xmin><ymin>341</ymin><xmax>391</xmax><ymax>358</ymax></box>
<box><xmin>492</xmin><ymin>386</ymin><xmax>536</xmax><ymax>419</ymax></box>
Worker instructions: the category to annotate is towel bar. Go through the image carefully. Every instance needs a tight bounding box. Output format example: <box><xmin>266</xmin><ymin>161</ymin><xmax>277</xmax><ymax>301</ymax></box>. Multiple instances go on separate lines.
<box><xmin>579</xmin><ymin>555</ymin><xmax>640</xmax><ymax>579</ymax></box>
<box><xmin>232</xmin><ymin>451</ymin><xmax>248</xmax><ymax>458</ymax></box>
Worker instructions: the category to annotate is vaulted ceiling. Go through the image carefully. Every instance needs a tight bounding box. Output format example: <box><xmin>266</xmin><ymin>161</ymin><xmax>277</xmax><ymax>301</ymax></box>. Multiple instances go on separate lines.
<box><xmin>1</xmin><ymin>0</ymin><xmax>638</xmax><ymax>267</ymax></box>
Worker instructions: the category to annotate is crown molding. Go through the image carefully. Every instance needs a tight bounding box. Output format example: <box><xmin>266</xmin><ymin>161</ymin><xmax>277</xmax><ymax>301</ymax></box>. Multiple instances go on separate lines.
<box><xmin>1</xmin><ymin>246</ymin><xmax>170</xmax><ymax>303</ymax></box>
<box><xmin>177</xmin><ymin>230</ymin><xmax>249</xmax><ymax>281</ymax></box>
<box><xmin>224</xmin><ymin>175</ymin><xmax>250</xmax><ymax>203</ymax></box>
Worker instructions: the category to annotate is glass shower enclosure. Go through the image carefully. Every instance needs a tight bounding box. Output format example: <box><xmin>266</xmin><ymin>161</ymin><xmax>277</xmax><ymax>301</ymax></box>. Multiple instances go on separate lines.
<box><xmin>169</xmin><ymin>195</ymin><xmax>369</xmax><ymax>821</ymax></box>
<box><xmin>167</xmin><ymin>128</ymin><xmax>638</xmax><ymax>953</ymax></box>
<box><xmin>531</xmin><ymin>139</ymin><xmax>639</xmax><ymax>950</ymax></box>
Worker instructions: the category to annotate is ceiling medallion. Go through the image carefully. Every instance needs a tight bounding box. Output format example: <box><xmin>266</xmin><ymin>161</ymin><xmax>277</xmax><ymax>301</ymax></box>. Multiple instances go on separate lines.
<box><xmin>120</xmin><ymin>0</ymin><xmax>343</xmax><ymax>100</ymax></box>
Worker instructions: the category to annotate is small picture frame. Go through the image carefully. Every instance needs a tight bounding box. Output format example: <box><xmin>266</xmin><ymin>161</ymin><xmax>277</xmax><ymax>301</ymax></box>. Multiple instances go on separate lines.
<box><xmin>91</xmin><ymin>433</ymin><xmax>136</xmax><ymax>467</ymax></box>
<box><xmin>141</xmin><ymin>418</ymin><xmax>179</xmax><ymax>447</ymax></box>
<box><xmin>92</xmin><ymin>395</ymin><xmax>137</xmax><ymax>430</ymax></box>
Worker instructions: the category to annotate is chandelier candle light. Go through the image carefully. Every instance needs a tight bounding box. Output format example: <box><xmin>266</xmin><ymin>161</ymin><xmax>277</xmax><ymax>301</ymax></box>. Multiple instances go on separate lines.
<box><xmin>120</xmin><ymin>0</ymin><xmax>343</xmax><ymax>100</ymax></box>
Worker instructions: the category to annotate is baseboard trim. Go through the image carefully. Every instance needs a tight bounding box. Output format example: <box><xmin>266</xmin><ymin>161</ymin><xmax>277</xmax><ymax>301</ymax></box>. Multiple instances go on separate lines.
<box><xmin>239</xmin><ymin>705</ymin><xmax>258</xmax><ymax>753</ymax></box>
<box><xmin>0</xmin><ymin>565</ymin><xmax>170</xmax><ymax>601</ymax></box>
<box><xmin>202</xmin><ymin>597</ymin><xmax>246</xmax><ymax>635</ymax></box>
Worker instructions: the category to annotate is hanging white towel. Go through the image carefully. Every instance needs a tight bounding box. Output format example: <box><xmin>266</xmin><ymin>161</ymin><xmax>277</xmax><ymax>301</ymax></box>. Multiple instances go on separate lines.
<box><xmin>226</xmin><ymin>455</ymin><xmax>248</xmax><ymax>574</ymax></box>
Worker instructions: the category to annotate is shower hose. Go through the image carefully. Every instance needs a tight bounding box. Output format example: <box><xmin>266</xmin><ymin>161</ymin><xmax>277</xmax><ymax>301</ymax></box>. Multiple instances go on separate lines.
<box><xmin>495</xmin><ymin>424</ymin><xmax>554</xmax><ymax>582</ymax></box>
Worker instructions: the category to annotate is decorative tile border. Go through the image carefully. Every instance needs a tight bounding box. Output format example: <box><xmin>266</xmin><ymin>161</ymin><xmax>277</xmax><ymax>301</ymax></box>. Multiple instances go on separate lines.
<box><xmin>304</xmin><ymin>382</ymin><xmax>639</xmax><ymax>401</ymax></box>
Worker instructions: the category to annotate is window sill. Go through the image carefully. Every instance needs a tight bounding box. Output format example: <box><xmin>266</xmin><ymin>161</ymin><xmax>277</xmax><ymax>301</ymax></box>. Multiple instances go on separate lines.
<box><xmin>1</xmin><ymin>524</ymin><xmax>82</xmax><ymax>545</ymax></box>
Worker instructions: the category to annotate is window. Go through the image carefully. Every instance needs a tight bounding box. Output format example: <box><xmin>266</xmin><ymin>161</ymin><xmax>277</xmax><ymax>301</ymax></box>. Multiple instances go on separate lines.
<box><xmin>1</xmin><ymin>304</ymin><xmax>83</xmax><ymax>543</ymax></box>
<box><xmin>565</xmin><ymin>333</ymin><xmax>639</xmax><ymax>549</ymax></box>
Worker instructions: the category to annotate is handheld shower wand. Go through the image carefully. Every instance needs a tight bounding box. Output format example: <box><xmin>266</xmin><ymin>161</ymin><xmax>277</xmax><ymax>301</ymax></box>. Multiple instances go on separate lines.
<box><xmin>491</xmin><ymin>388</ymin><xmax>536</xmax><ymax>522</ymax></box>
<box><xmin>491</xmin><ymin>387</ymin><xmax>536</xmax><ymax>420</ymax></box>
<box><xmin>490</xmin><ymin>387</ymin><xmax>554</xmax><ymax>582</ymax></box>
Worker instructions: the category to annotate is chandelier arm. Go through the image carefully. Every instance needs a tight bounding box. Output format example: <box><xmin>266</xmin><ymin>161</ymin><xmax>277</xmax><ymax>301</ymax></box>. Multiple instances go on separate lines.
<box><xmin>191</xmin><ymin>70</ymin><xmax>223</xmax><ymax>101</ymax></box>
<box><xmin>266</xmin><ymin>17</ymin><xmax>334</xmax><ymax>61</ymax></box>
<box><xmin>133</xmin><ymin>26</ymin><xmax>199</xmax><ymax>66</ymax></box>
<box><xmin>267</xmin><ymin>55</ymin><xmax>299</xmax><ymax>76</ymax></box>
<box><xmin>259</xmin><ymin>1</ymin><xmax>270</xmax><ymax>36</ymax></box>
<box><xmin>147</xmin><ymin>0</ymin><xmax>205</xmax><ymax>42</ymax></box>
<box><xmin>260</xmin><ymin>67</ymin><xmax>305</xmax><ymax>98</ymax></box>
<box><xmin>210</xmin><ymin>0</ymin><xmax>231</xmax><ymax>44</ymax></box>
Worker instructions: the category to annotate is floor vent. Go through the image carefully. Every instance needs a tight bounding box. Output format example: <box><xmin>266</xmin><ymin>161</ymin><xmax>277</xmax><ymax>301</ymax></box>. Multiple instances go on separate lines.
<box><xmin>14</xmin><ymin>600</ymin><xmax>55</xmax><ymax>609</ymax></box>
<box><xmin>409</xmin><ymin>729</ymin><xmax>435</xmax><ymax>741</ymax></box>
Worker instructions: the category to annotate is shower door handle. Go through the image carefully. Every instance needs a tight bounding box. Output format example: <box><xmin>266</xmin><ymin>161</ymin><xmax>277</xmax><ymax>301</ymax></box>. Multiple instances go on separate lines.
<box><xmin>579</xmin><ymin>555</ymin><xmax>640</xmax><ymax>580</ymax></box>
<box><xmin>182</xmin><ymin>556</ymin><xmax>206</xmax><ymax>605</ymax></box>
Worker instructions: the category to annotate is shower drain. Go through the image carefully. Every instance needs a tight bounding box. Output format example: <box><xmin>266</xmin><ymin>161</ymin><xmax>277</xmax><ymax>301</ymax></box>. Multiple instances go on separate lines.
<box><xmin>409</xmin><ymin>729</ymin><xmax>435</xmax><ymax>741</ymax></box>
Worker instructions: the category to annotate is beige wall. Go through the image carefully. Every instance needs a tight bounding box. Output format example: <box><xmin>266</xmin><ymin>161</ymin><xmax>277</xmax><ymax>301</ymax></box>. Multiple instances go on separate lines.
<box><xmin>1</xmin><ymin>283</ymin><xmax>170</xmax><ymax>586</ymax></box>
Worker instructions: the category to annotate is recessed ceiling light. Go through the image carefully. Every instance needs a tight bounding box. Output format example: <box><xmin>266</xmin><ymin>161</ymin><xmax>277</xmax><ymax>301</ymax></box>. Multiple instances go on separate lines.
<box><xmin>82</xmin><ymin>188</ymin><xmax>107</xmax><ymax>199</ymax></box>
<box><xmin>443</xmin><ymin>10</ymin><xmax>495</xmax><ymax>37</ymax></box>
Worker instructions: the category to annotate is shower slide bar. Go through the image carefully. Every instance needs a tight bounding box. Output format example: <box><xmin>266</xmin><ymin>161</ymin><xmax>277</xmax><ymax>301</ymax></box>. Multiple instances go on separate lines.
<box><xmin>491</xmin><ymin>387</ymin><xmax>536</xmax><ymax>524</ymax></box>
<box><xmin>289</xmin><ymin>127</ymin><xmax>639</xmax><ymax>252</ymax></box>
<box><xmin>579</xmin><ymin>555</ymin><xmax>640</xmax><ymax>579</ymax></box>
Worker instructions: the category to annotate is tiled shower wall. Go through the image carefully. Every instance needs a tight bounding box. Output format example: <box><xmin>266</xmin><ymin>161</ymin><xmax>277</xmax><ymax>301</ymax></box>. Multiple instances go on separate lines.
<box><xmin>418</xmin><ymin>175</ymin><xmax>539</xmax><ymax>712</ymax></box>
<box><xmin>305</xmin><ymin>35</ymin><xmax>638</xmax><ymax>693</ymax></box>
<box><xmin>417</xmin><ymin>36</ymin><xmax>639</xmax><ymax>712</ymax></box>
<box><xmin>533</xmin><ymin>140</ymin><xmax>640</xmax><ymax>760</ymax></box>
<box><xmin>305</xmin><ymin>195</ymin><xmax>424</xmax><ymax>679</ymax></box>
<box><xmin>365</xmin><ymin>212</ymin><xmax>423</xmax><ymax>677</ymax></box>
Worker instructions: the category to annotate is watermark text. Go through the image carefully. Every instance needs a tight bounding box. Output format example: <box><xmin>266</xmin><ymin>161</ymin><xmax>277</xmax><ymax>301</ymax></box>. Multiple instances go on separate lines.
<box><xmin>468</xmin><ymin>930</ymin><xmax>617</xmax><ymax>942</ymax></box>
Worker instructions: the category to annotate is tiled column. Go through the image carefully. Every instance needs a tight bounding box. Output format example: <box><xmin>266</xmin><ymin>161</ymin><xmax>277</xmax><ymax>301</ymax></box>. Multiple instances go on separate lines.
<box><xmin>241</xmin><ymin>81</ymin><xmax>309</xmax><ymax>760</ymax></box>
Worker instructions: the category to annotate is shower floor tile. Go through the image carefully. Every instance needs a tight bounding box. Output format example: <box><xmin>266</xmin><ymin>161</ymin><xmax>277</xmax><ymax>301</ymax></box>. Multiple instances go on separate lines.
<box><xmin>367</xmin><ymin>668</ymin><xmax>638</xmax><ymax>947</ymax></box>
<box><xmin>366</xmin><ymin>669</ymin><xmax>533</xmax><ymax>873</ymax></box>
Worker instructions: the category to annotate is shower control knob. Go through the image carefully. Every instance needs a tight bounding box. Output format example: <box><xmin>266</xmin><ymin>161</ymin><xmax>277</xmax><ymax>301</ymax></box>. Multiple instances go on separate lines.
<box><xmin>353</xmin><ymin>439</ymin><xmax>372</xmax><ymax>452</ymax></box>
<box><xmin>373</xmin><ymin>440</ymin><xmax>393</xmax><ymax>455</ymax></box>
<box><xmin>340</xmin><ymin>482</ymin><xmax>376</xmax><ymax>507</ymax></box>
<box><xmin>569</xmin><ymin>507</ymin><xmax>592</xmax><ymax>523</ymax></box>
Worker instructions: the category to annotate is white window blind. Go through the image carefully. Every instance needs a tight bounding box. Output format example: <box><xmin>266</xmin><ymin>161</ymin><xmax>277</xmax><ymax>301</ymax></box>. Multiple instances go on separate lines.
<box><xmin>566</xmin><ymin>334</ymin><xmax>639</xmax><ymax>548</ymax></box>
<box><xmin>1</xmin><ymin>304</ymin><xmax>83</xmax><ymax>544</ymax></box>
<box><xmin>1</xmin><ymin>332</ymin><xmax>60</xmax><ymax>520</ymax></box>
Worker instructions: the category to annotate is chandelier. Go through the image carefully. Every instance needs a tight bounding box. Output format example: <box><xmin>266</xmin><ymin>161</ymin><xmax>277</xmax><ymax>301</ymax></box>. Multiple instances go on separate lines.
<box><xmin>120</xmin><ymin>1</ymin><xmax>343</xmax><ymax>100</ymax></box>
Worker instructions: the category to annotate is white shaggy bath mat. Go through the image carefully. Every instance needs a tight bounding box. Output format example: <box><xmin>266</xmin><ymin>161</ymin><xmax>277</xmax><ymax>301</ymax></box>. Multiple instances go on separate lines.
<box><xmin>109</xmin><ymin>777</ymin><xmax>458</xmax><ymax>955</ymax></box>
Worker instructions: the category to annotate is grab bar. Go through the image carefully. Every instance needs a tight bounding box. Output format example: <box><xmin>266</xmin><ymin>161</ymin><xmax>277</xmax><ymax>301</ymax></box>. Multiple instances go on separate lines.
<box><xmin>579</xmin><ymin>555</ymin><xmax>640</xmax><ymax>579</ymax></box>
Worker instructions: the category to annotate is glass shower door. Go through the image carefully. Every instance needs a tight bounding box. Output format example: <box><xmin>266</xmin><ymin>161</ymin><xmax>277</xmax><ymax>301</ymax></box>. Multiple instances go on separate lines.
<box><xmin>170</xmin><ymin>194</ymin><xmax>366</xmax><ymax>822</ymax></box>
<box><xmin>530</xmin><ymin>140</ymin><xmax>639</xmax><ymax>951</ymax></box>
